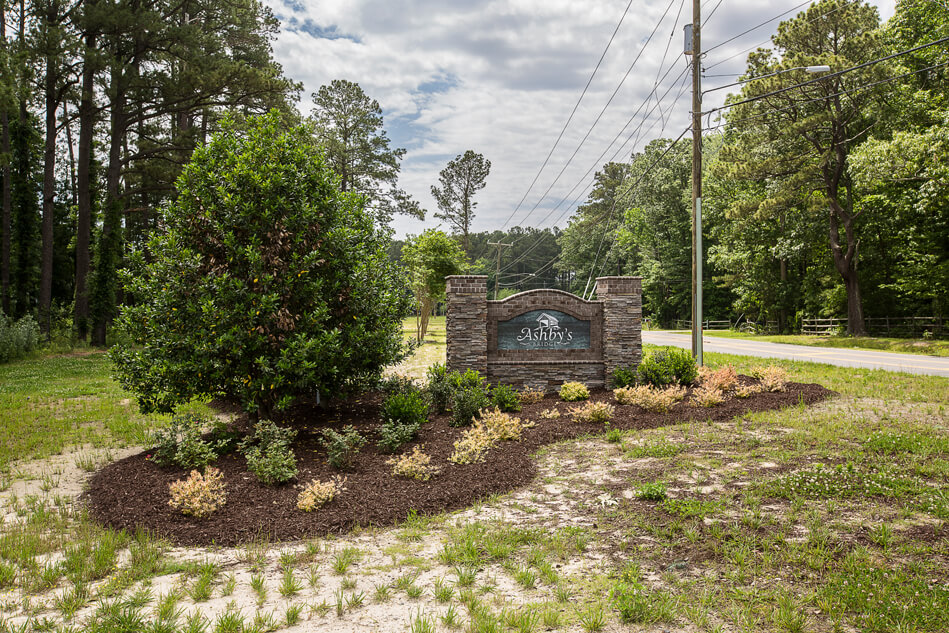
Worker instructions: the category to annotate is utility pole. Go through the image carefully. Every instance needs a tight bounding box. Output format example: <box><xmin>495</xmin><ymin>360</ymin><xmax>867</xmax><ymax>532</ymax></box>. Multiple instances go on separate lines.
<box><xmin>687</xmin><ymin>0</ymin><xmax>704</xmax><ymax>365</ymax></box>
<box><xmin>487</xmin><ymin>241</ymin><xmax>513</xmax><ymax>299</ymax></box>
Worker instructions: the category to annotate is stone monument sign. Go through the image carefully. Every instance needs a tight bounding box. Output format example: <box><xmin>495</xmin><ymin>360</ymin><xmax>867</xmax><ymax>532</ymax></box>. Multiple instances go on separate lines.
<box><xmin>445</xmin><ymin>275</ymin><xmax>642</xmax><ymax>390</ymax></box>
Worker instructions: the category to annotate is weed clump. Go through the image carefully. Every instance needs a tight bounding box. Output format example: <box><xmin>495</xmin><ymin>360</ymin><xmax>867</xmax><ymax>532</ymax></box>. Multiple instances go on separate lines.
<box><xmin>388</xmin><ymin>446</ymin><xmax>440</xmax><ymax>481</ymax></box>
<box><xmin>613</xmin><ymin>385</ymin><xmax>685</xmax><ymax>412</ymax></box>
<box><xmin>168</xmin><ymin>467</ymin><xmax>226</xmax><ymax>518</ymax></box>
<box><xmin>635</xmin><ymin>482</ymin><xmax>667</xmax><ymax>501</ymax></box>
<box><xmin>540</xmin><ymin>408</ymin><xmax>560</xmax><ymax>419</ymax></box>
<box><xmin>297</xmin><ymin>477</ymin><xmax>345</xmax><ymax>512</ymax></box>
<box><xmin>559</xmin><ymin>381</ymin><xmax>590</xmax><ymax>401</ymax></box>
<box><xmin>569</xmin><ymin>401</ymin><xmax>614</xmax><ymax>424</ymax></box>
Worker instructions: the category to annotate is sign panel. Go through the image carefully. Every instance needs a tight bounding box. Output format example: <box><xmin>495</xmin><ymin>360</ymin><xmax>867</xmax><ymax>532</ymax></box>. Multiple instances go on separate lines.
<box><xmin>497</xmin><ymin>309</ymin><xmax>591</xmax><ymax>350</ymax></box>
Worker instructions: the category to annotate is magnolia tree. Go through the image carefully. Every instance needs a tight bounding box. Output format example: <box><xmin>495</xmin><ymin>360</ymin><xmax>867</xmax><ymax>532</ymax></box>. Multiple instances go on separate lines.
<box><xmin>112</xmin><ymin>112</ymin><xmax>412</xmax><ymax>418</ymax></box>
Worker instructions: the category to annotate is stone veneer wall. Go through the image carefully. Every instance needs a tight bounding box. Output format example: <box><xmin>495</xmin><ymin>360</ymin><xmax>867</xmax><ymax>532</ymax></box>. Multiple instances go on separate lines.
<box><xmin>445</xmin><ymin>276</ymin><xmax>487</xmax><ymax>375</ymax></box>
<box><xmin>446</xmin><ymin>275</ymin><xmax>642</xmax><ymax>391</ymax></box>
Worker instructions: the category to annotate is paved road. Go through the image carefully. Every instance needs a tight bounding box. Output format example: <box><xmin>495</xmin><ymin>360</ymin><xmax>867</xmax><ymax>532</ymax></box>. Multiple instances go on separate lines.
<box><xmin>642</xmin><ymin>330</ymin><xmax>949</xmax><ymax>377</ymax></box>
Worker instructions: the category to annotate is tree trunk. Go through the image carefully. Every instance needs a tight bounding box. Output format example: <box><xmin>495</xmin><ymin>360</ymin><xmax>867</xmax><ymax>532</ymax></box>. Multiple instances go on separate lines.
<box><xmin>828</xmin><ymin>200</ymin><xmax>866</xmax><ymax>336</ymax></box>
<box><xmin>74</xmin><ymin>27</ymin><xmax>96</xmax><ymax>340</ymax></box>
<box><xmin>779</xmin><ymin>258</ymin><xmax>788</xmax><ymax>334</ymax></box>
<box><xmin>1</xmin><ymin>3</ymin><xmax>10</xmax><ymax>315</ymax></box>
<box><xmin>419</xmin><ymin>294</ymin><xmax>434</xmax><ymax>342</ymax></box>
<box><xmin>40</xmin><ymin>59</ymin><xmax>57</xmax><ymax>338</ymax></box>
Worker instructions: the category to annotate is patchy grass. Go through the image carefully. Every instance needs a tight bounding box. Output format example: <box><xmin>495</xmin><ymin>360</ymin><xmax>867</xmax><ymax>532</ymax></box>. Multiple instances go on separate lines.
<box><xmin>701</xmin><ymin>329</ymin><xmax>949</xmax><ymax>357</ymax></box>
<box><xmin>0</xmin><ymin>342</ymin><xmax>946</xmax><ymax>632</ymax></box>
<box><xmin>392</xmin><ymin>316</ymin><xmax>446</xmax><ymax>379</ymax></box>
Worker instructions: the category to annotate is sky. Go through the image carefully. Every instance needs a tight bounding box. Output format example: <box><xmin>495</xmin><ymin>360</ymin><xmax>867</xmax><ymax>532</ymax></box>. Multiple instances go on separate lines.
<box><xmin>263</xmin><ymin>0</ymin><xmax>897</xmax><ymax>240</ymax></box>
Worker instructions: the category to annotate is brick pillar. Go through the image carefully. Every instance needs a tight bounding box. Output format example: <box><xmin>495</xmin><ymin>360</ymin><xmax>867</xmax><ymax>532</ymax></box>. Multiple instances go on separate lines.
<box><xmin>446</xmin><ymin>275</ymin><xmax>488</xmax><ymax>375</ymax></box>
<box><xmin>596</xmin><ymin>276</ymin><xmax>643</xmax><ymax>380</ymax></box>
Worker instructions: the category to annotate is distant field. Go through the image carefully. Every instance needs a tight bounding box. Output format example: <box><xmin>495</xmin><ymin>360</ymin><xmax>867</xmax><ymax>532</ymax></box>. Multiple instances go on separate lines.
<box><xmin>696</xmin><ymin>330</ymin><xmax>949</xmax><ymax>357</ymax></box>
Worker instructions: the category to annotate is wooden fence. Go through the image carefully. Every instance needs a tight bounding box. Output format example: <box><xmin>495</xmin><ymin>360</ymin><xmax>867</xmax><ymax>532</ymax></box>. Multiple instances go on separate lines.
<box><xmin>802</xmin><ymin>317</ymin><xmax>945</xmax><ymax>338</ymax></box>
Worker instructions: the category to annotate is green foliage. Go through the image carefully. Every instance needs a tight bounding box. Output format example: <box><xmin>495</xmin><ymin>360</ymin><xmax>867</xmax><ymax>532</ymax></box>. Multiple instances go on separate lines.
<box><xmin>150</xmin><ymin>413</ymin><xmax>221</xmax><ymax>470</ymax></box>
<box><xmin>240</xmin><ymin>420</ymin><xmax>298</xmax><ymax>485</ymax></box>
<box><xmin>490</xmin><ymin>383</ymin><xmax>521</xmax><ymax>413</ymax></box>
<box><xmin>764</xmin><ymin>463</ymin><xmax>919</xmax><ymax>500</ymax></box>
<box><xmin>111</xmin><ymin>112</ymin><xmax>412</xmax><ymax>417</ymax></box>
<box><xmin>558</xmin><ymin>381</ymin><xmax>590</xmax><ymax>402</ymax></box>
<box><xmin>378</xmin><ymin>374</ymin><xmax>421</xmax><ymax>397</ymax></box>
<box><xmin>636</xmin><ymin>347</ymin><xmax>696</xmax><ymax>386</ymax></box>
<box><xmin>377</xmin><ymin>390</ymin><xmax>428</xmax><ymax>453</ymax></box>
<box><xmin>426</xmin><ymin>363</ymin><xmax>452</xmax><ymax>414</ymax></box>
<box><xmin>320</xmin><ymin>426</ymin><xmax>368</xmax><ymax>470</ymax></box>
<box><xmin>402</xmin><ymin>230</ymin><xmax>467</xmax><ymax>342</ymax></box>
<box><xmin>449</xmin><ymin>369</ymin><xmax>490</xmax><ymax>427</ymax></box>
<box><xmin>0</xmin><ymin>312</ymin><xmax>40</xmax><ymax>363</ymax></box>
<box><xmin>635</xmin><ymin>482</ymin><xmax>667</xmax><ymax>501</ymax></box>
<box><xmin>431</xmin><ymin>150</ymin><xmax>491</xmax><ymax>254</ymax></box>
<box><xmin>609</xmin><ymin>365</ymin><xmax>638</xmax><ymax>388</ymax></box>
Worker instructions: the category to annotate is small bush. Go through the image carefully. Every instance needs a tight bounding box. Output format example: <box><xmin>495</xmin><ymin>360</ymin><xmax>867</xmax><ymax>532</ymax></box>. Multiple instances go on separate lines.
<box><xmin>636</xmin><ymin>482</ymin><xmax>667</xmax><ymax>501</ymax></box>
<box><xmin>319</xmin><ymin>426</ymin><xmax>367</xmax><ymax>470</ymax></box>
<box><xmin>704</xmin><ymin>365</ymin><xmax>738</xmax><ymax>392</ymax></box>
<box><xmin>691</xmin><ymin>385</ymin><xmax>725</xmax><ymax>407</ymax></box>
<box><xmin>0</xmin><ymin>312</ymin><xmax>40</xmax><ymax>363</ymax></box>
<box><xmin>491</xmin><ymin>383</ymin><xmax>522</xmax><ymax>412</ymax></box>
<box><xmin>381</xmin><ymin>390</ymin><xmax>429</xmax><ymax>427</ymax></box>
<box><xmin>610</xmin><ymin>365</ymin><xmax>638</xmax><ymax>389</ymax></box>
<box><xmin>753</xmin><ymin>365</ymin><xmax>789</xmax><ymax>392</ymax></box>
<box><xmin>540</xmin><ymin>408</ymin><xmax>560</xmax><ymax>419</ymax></box>
<box><xmin>517</xmin><ymin>387</ymin><xmax>545</xmax><ymax>405</ymax></box>
<box><xmin>168</xmin><ymin>468</ymin><xmax>226</xmax><ymax>518</ymax></box>
<box><xmin>637</xmin><ymin>348</ymin><xmax>697</xmax><ymax>387</ymax></box>
<box><xmin>377</xmin><ymin>419</ymin><xmax>421</xmax><ymax>454</ymax></box>
<box><xmin>735</xmin><ymin>383</ymin><xmax>762</xmax><ymax>398</ymax></box>
<box><xmin>388</xmin><ymin>446</ymin><xmax>440</xmax><ymax>481</ymax></box>
<box><xmin>240</xmin><ymin>420</ymin><xmax>298</xmax><ymax>485</ymax></box>
<box><xmin>449</xmin><ymin>424</ymin><xmax>496</xmax><ymax>465</ymax></box>
<box><xmin>613</xmin><ymin>385</ymin><xmax>685</xmax><ymax>412</ymax></box>
<box><xmin>481</xmin><ymin>407</ymin><xmax>533</xmax><ymax>441</ymax></box>
<box><xmin>378</xmin><ymin>374</ymin><xmax>421</xmax><ymax>396</ymax></box>
<box><xmin>449</xmin><ymin>371</ymin><xmax>491</xmax><ymax>427</ymax></box>
<box><xmin>426</xmin><ymin>363</ymin><xmax>452</xmax><ymax>414</ymax></box>
<box><xmin>559</xmin><ymin>382</ymin><xmax>590</xmax><ymax>402</ymax></box>
<box><xmin>297</xmin><ymin>477</ymin><xmax>345</xmax><ymax>512</ymax></box>
<box><xmin>245</xmin><ymin>443</ymin><xmax>298</xmax><ymax>485</ymax></box>
<box><xmin>569</xmin><ymin>401</ymin><xmax>614</xmax><ymax>424</ymax></box>
<box><xmin>151</xmin><ymin>413</ymin><xmax>221</xmax><ymax>469</ymax></box>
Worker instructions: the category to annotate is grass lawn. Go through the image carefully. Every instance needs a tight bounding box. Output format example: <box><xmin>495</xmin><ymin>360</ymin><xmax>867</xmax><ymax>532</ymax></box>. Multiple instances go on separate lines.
<box><xmin>697</xmin><ymin>329</ymin><xmax>949</xmax><ymax>357</ymax></box>
<box><xmin>0</xmin><ymin>337</ymin><xmax>946</xmax><ymax>632</ymax></box>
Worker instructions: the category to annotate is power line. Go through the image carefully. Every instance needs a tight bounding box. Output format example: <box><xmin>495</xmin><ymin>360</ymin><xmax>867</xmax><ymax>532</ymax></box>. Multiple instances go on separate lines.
<box><xmin>489</xmin><ymin>0</ymin><xmax>637</xmax><ymax>240</ymax></box>
<box><xmin>504</xmin><ymin>0</ymin><xmax>682</xmax><ymax>234</ymax></box>
<box><xmin>704</xmin><ymin>0</ymin><xmax>812</xmax><ymax>55</ymax></box>
<box><xmin>703</xmin><ymin>35</ymin><xmax>949</xmax><ymax>117</ymax></box>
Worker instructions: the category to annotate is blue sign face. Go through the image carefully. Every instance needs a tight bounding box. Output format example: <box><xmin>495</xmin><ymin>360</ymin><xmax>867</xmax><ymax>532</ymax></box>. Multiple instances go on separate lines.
<box><xmin>497</xmin><ymin>309</ymin><xmax>591</xmax><ymax>350</ymax></box>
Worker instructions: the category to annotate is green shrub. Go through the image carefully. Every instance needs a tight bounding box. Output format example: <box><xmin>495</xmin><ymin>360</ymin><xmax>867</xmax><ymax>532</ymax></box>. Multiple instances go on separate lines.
<box><xmin>378</xmin><ymin>374</ymin><xmax>420</xmax><ymax>396</ymax></box>
<box><xmin>448</xmin><ymin>369</ymin><xmax>490</xmax><ymax>427</ymax></box>
<box><xmin>0</xmin><ymin>312</ymin><xmax>40</xmax><ymax>363</ymax></box>
<box><xmin>610</xmin><ymin>365</ymin><xmax>638</xmax><ymax>389</ymax></box>
<box><xmin>240</xmin><ymin>420</ymin><xmax>298</xmax><ymax>485</ymax></box>
<box><xmin>151</xmin><ymin>413</ymin><xmax>221</xmax><ymax>469</ymax></box>
<box><xmin>426</xmin><ymin>363</ymin><xmax>452</xmax><ymax>414</ymax></box>
<box><xmin>637</xmin><ymin>348</ymin><xmax>697</xmax><ymax>387</ymax></box>
<box><xmin>491</xmin><ymin>383</ymin><xmax>521</xmax><ymax>413</ymax></box>
<box><xmin>377</xmin><ymin>421</ymin><xmax>420</xmax><ymax>454</ymax></box>
<box><xmin>111</xmin><ymin>111</ymin><xmax>413</xmax><ymax>418</ymax></box>
<box><xmin>381</xmin><ymin>390</ymin><xmax>429</xmax><ymax>427</ymax></box>
<box><xmin>320</xmin><ymin>426</ymin><xmax>367</xmax><ymax>470</ymax></box>
<box><xmin>559</xmin><ymin>382</ymin><xmax>590</xmax><ymax>402</ymax></box>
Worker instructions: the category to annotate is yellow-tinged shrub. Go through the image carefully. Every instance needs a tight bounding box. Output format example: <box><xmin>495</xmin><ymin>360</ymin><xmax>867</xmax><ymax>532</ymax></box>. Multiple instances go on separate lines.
<box><xmin>753</xmin><ymin>365</ymin><xmax>789</xmax><ymax>392</ymax></box>
<box><xmin>388</xmin><ymin>446</ymin><xmax>440</xmax><ymax>481</ymax></box>
<box><xmin>692</xmin><ymin>385</ymin><xmax>725</xmax><ymax>407</ymax></box>
<box><xmin>517</xmin><ymin>387</ymin><xmax>545</xmax><ymax>405</ymax></box>
<box><xmin>168</xmin><ymin>467</ymin><xmax>226</xmax><ymax>518</ymax></box>
<box><xmin>540</xmin><ymin>408</ymin><xmax>560</xmax><ymax>419</ymax></box>
<box><xmin>297</xmin><ymin>477</ymin><xmax>345</xmax><ymax>512</ymax></box>
<box><xmin>706</xmin><ymin>365</ymin><xmax>738</xmax><ymax>392</ymax></box>
<box><xmin>449</xmin><ymin>408</ymin><xmax>535</xmax><ymax>464</ymax></box>
<box><xmin>735</xmin><ymin>383</ymin><xmax>763</xmax><ymax>398</ymax></box>
<box><xmin>569</xmin><ymin>401</ymin><xmax>615</xmax><ymax>424</ymax></box>
<box><xmin>613</xmin><ymin>385</ymin><xmax>685</xmax><ymax>412</ymax></box>
<box><xmin>559</xmin><ymin>381</ymin><xmax>590</xmax><ymax>401</ymax></box>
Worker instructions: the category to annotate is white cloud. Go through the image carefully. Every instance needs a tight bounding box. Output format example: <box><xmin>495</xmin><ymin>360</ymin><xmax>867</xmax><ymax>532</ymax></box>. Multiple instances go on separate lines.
<box><xmin>265</xmin><ymin>0</ymin><xmax>898</xmax><ymax>239</ymax></box>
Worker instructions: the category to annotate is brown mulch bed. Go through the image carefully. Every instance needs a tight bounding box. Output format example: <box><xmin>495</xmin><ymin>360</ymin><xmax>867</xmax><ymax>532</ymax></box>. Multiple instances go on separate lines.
<box><xmin>85</xmin><ymin>379</ymin><xmax>834</xmax><ymax>546</ymax></box>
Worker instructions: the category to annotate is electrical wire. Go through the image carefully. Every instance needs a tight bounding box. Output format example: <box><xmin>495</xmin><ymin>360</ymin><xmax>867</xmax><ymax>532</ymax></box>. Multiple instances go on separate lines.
<box><xmin>704</xmin><ymin>0</ymin><xmax>812</xmax><ymax>55</ymax></box>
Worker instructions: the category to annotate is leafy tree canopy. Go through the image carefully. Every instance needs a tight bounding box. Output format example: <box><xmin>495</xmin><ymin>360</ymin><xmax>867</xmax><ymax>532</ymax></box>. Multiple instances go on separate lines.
<box><xmin>402</xmin><ymin>228</ymin><xmax>467</xmax><ymax>342</ymax></box>
<box><xmin>431</xmin><ymin>150</ymin><xmax>491</xmax><ymax>256</ymax></box>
